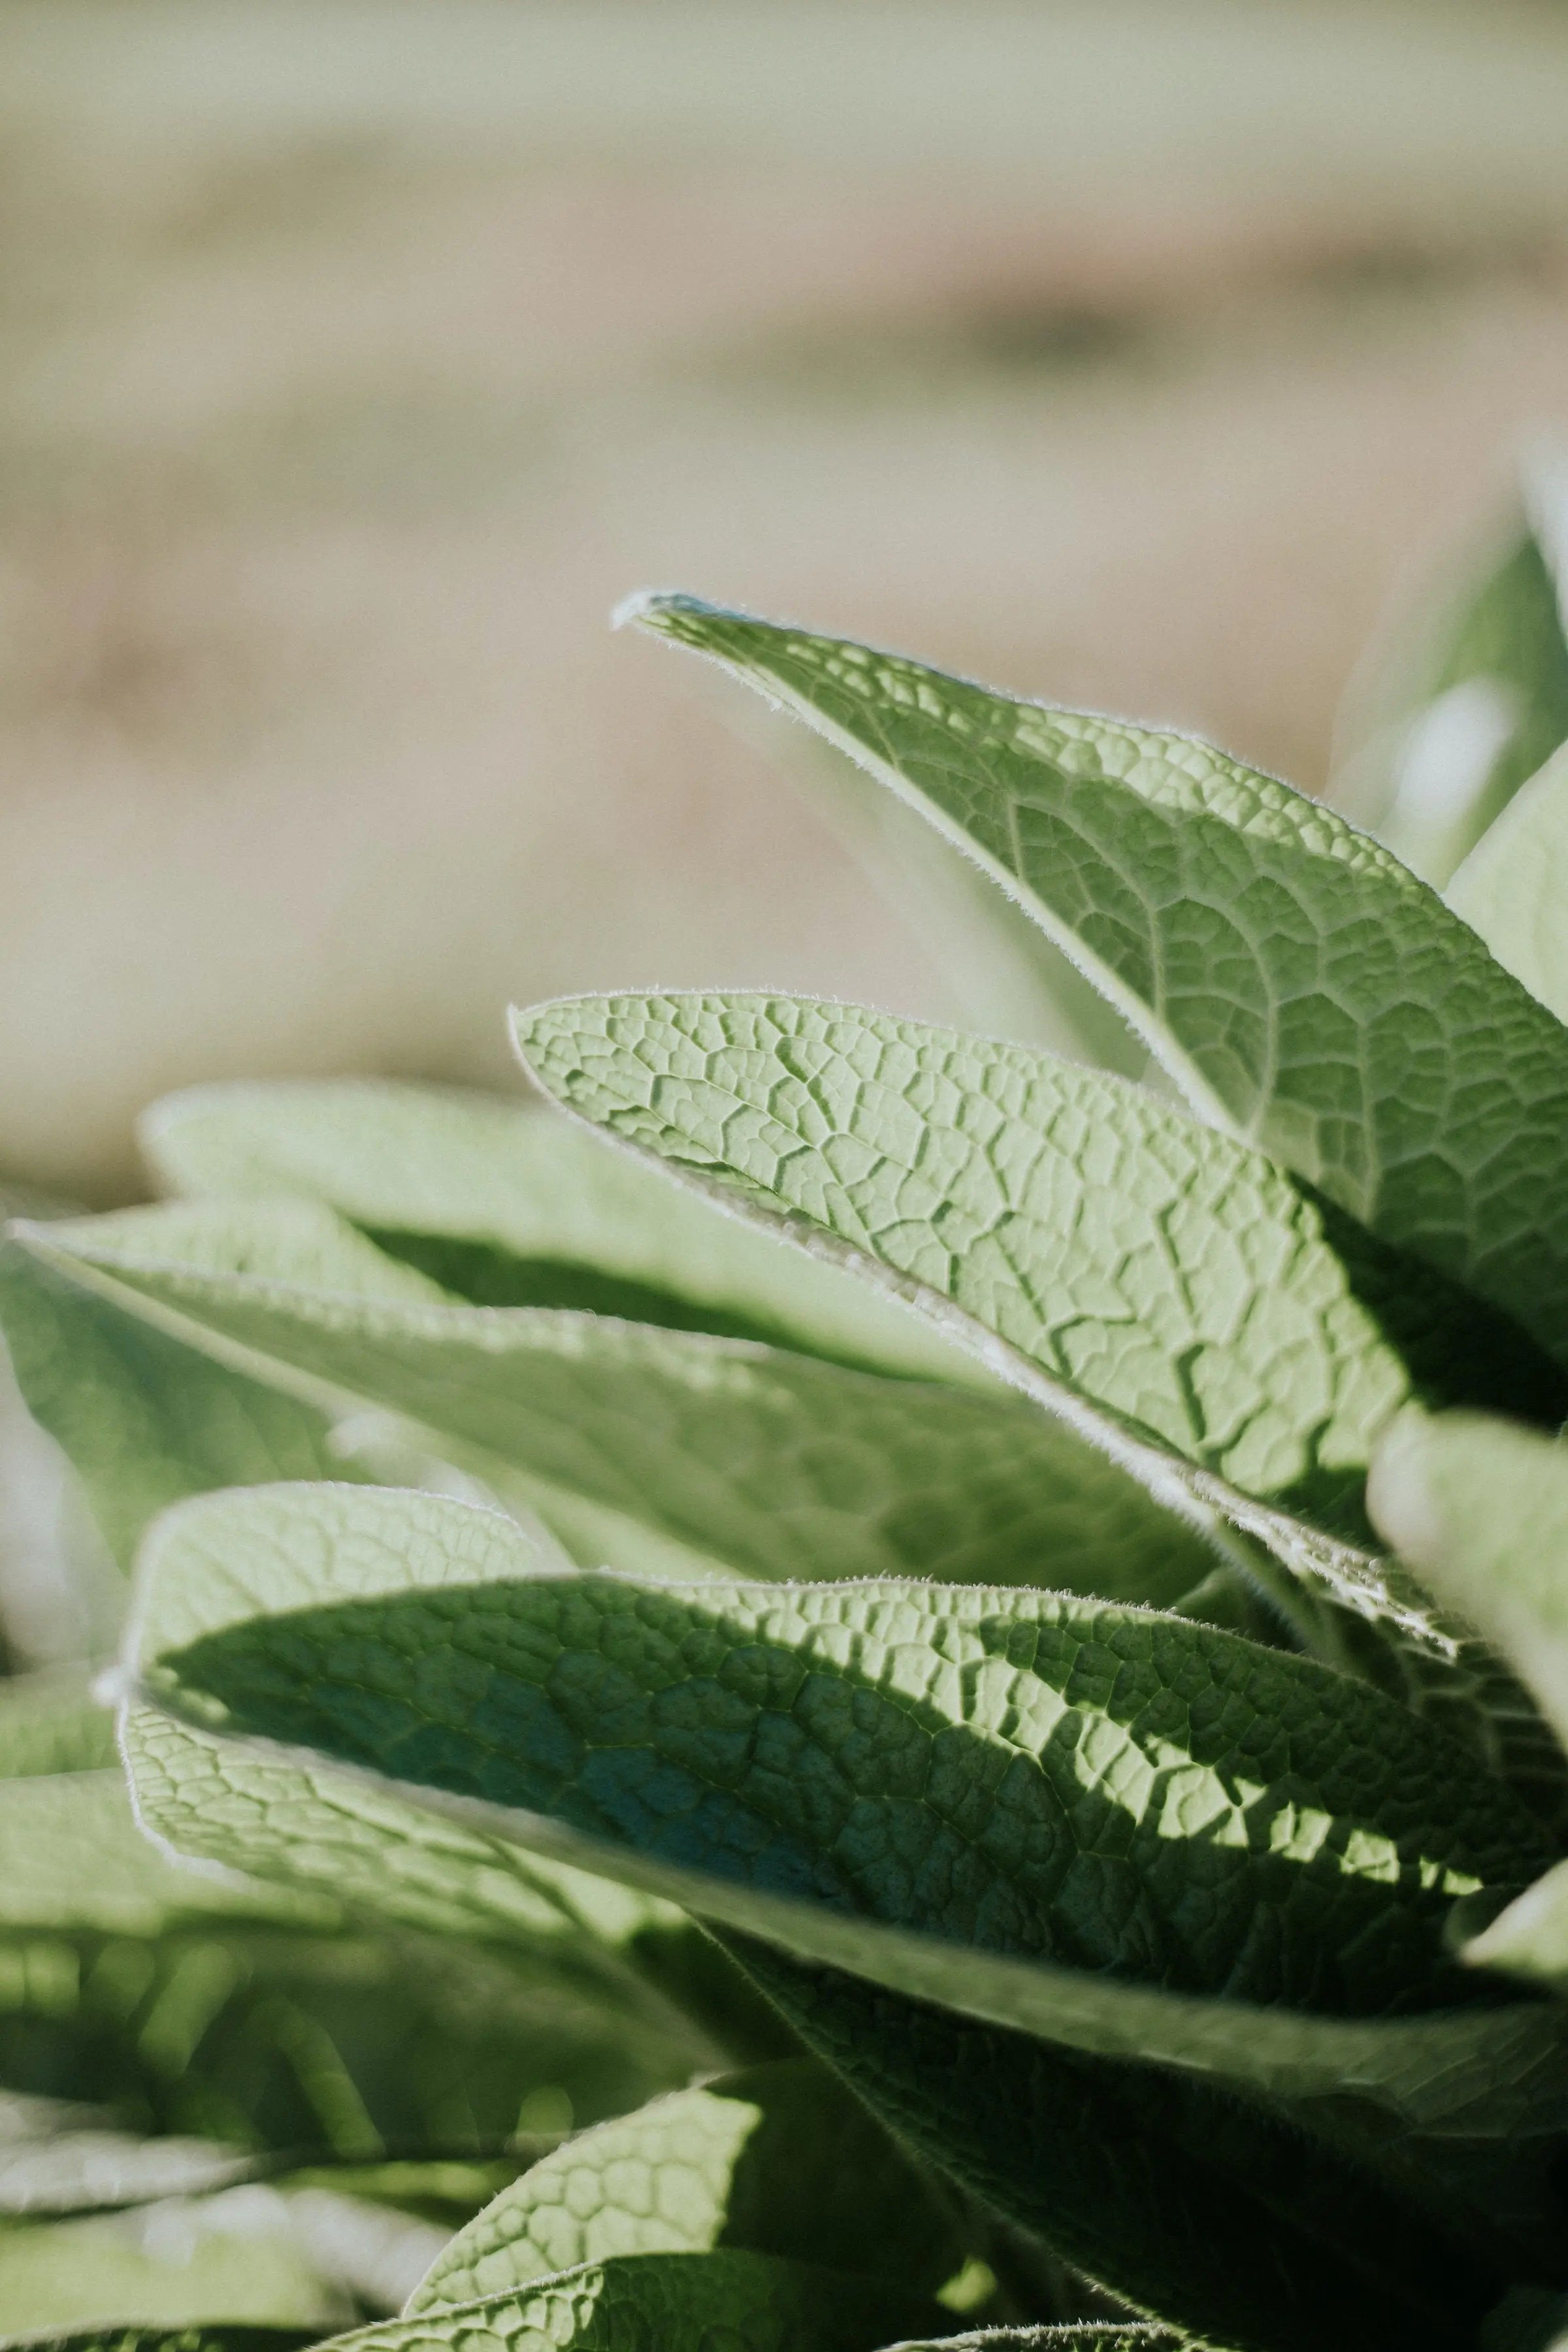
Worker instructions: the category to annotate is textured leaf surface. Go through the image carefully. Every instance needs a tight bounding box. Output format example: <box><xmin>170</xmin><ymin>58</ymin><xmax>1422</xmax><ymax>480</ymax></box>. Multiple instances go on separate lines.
<box><xmin>871</xmin><ymin>2335</ymin><xmax>1186</xmax><ymax>2352</ymax></box>
<box><xmin>514</xmin><ymin>989</ymin><xmax>1566</xmax><ymax>1697</ymax></box>
<box><xmin>627</xmin><ymin>594</ymin><xmax>1568</xmax><ymax>1368</ymax></box>
<box><xmin>407</xmin><ymin>2059</ymin><xmax>960</xmax><ymax>2311</ymax></box>
<box><xmin>122</xmin><ymin>1484</ymin><xmax>1568</xmax><ymax>2144</ymax></box>
<box><xmin>20</xmin><ymin>1200</ymin><xmax>1217</xmax><ymax>1611</ymax></box>
<box><xmin>142</xmin><ymin>1079</ymin><xmax>970</xmax><ymax>1386</ymax></box>
<box><xmin>0</xmin><ymin>1241</ymin><xmax>358</xmax><ymax>1573</ymax></box>
<box><xmin>330</xmin><ymin>2250</ymin><xmax>943</xmax><ymax>2352</ymax></box>
<box><xmin>1448</xmin><ymin>741</ymin><xmax>1568</xmax><ymax>1025</ymax></box>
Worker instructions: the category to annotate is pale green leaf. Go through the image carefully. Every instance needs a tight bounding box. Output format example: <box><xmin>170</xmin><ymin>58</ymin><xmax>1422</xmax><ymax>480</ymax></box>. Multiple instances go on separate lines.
<box><xmin>0</xmin><ymin>2198</ymin><xmax>350</xmax><ymax>2336</ymax></box>
<box><xmin>406</xmin><ymin>2059</ymin><xmax>961</xmax><ymax>2311</ymax></box>
<box><xmin>1337</xmin><ymin>498</ymin><xmax>1568</xmax><ymax>885</ymax></box>
<box><xmin>1367</xmin><ymin>1411</ymin><xmax>1568</xmax><ymax>1995</ymax></box>
<box><xmin>625</xmin><ymin>593</ymin><xmax>1568</xmax><ymax>1369</ymax></box>
<box><xmin>0</xmin><ymin>1241</ymin><xmax>363</xmax><ymax>1573</ymax></box>
<box><xmin>0</xmin><ymin>1671</ymin><xmax>119</xmax><ymax>1780</ymax></box>
<box><xmin>122</xmin><ymin>1484</ymin><xmax>1567</xmax><ymax>2144</ymax></box>
<box><xmin>141</xmin><ymin>1079</ymin><xmax>972</xmax><ymax>1387</ymax></box>
<box><xmin>17</xmin><ymin>1200</ymin><xmax>1220</xmax><ymax>1615</ymax></box>
<box><xmin>1368</xmin><ymin>1414</ymin><xmax>1568</xmax><ymax>1769</ymax></box>
<box><xmin>1447</xmin><ymin>742</ymin><xmax>1568</xmax><ymax>1026</ymax></box>
<box><xmin>330</xmin><ymin>2249</ymin><xmax>945</xmax><ymax>2352</ymax></box>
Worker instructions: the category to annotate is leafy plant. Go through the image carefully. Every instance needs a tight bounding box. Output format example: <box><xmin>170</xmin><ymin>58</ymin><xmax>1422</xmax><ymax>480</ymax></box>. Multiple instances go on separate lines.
<box><xmin>5</xmin><ymin>510</ymin><xmax>1568</xmax><ymax>2352</ymax></box>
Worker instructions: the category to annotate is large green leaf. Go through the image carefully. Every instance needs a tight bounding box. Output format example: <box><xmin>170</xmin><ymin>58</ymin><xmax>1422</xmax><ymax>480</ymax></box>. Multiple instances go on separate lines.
<box><xmin>1447</xmin><ymin>742</ymin><xmax>1568</xmax><ymax>1027</ymax></box>
<box><xmin>120</xmin><ymin>1485</ymin><xmax>1568</xmax><ymax>2140</ymax></box>
<box><xmin>16</xmin><ymin>1199</ymin><xmax>1220</xmax><ymax>1614</ymax></box>
<box><xmin>0</xmin><ymin>1241</ymin><xmax>360</xmax><ymax>1574</ymax></box>
<box><xmin>122</xmin><ymin>1482</ymin><xmax>1568</xmax><ymax>2347</ymax></box>
<box><xmin>406</xmin><ymin>2059</ymin><xmax>962</xmax><ymax>2311</ymax></box>
<box><xmin>624</xmin><ymin>594</ymin><xmax>1568</xmax><ymax>1371</ymax></box>
<box><xmin>512</xmin><ymin>988</ymin><xmax>1566</xmax><ymax>1801</ymax></box>
<box><xmin>140</xmin><ymin>1079</ymin><xmax>971</xmax><ymax>1388</ymax></box>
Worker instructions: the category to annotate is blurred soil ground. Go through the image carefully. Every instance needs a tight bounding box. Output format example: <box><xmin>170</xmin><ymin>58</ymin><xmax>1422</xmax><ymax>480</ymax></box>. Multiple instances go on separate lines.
<box><xmin>4</xmin><ymin>1</ymin><xmax>1568</xmax><ymax>1197</ymax></box>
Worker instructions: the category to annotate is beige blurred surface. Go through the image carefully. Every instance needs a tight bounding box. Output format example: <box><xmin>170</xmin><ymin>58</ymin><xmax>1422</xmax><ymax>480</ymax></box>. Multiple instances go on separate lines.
<box><xmin>5</xmin><ymin>0</ymin><xmax>1568</xmax><ymax>1196</ymax></box>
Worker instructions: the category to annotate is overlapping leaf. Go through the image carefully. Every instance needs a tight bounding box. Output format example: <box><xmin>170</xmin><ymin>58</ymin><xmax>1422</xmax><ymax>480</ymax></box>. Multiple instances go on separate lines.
<box><xmin>514</xmin><ymin>988</ymin><xmax>1567</xmax><ymax>1796</ymax></box>
<box><xmin>0</xmin><ymin>1241</ymin><xmax>362</xmax><ymax>1574</ymax></box>
<box><xmin>122</xmin><ymin>1480</ymin><xmax>1568</xmax><ymax>2346</ymax></box>
<box><xmin>14</xmin><ymin>1198</ymin><xmax>1220</xmax><ymax>1614</ymax></box>
<box><xmin>120</xmin><ymin>1484</ymin><xmax>1568</xmax><ymax>2136</ymax></box>
<box><xmin>406</xmin><ymin>2058</ymin><xmax>962</xmax><ymax>2311</ymax></box>
<box><xmin>140</xmin><ymin>1079</ymin><xmax>970</xmax><ymax>1387</ymax></box>
<box><xmin>625</xmin><ymin>594</ymin><xmax>1568</xmax><ymax>1371</ymax></box>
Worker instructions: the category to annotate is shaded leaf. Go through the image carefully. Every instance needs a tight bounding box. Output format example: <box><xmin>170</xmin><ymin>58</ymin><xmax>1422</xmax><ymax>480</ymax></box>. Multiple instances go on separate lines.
<box><xmin>18</xmin><ymin>1199</ymin><xmax>1222</xmax><ymax>1615</ymax></box>
<box><xmin>406</xmin><ymin>2059</ymin><xmax>962</xmax><ymax>2311</ymax></box>
<box><xmin>331</xmin><ymin>2249</ymin><xmax>945</xmax><ymax>2352</ymax></box>
<box><xmin>141</xmin><ymin>1079</ymin><xmax>970</xmax><ymax>1388</ymax></box>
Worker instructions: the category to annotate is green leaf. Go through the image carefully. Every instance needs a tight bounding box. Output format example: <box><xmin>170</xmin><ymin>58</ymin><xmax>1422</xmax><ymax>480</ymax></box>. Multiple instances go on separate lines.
<box><xmin>0</xmin><ymin>2331</ymin><xmax>317</xmax><ymax>2352</ymax></box>
<box><xmin>406</xmin><ymin>2059</ymin><xmax>962</xmax><ymax>2311</ymax></box>
<box><xmin>125</xmin><ymin>1482</ymin><xmax>1567</xmax><ymax>2347</ymax></box>
<box><xmin>1338</xmin><ymin>500</ymin><xmax>1568</xmax><ymax>887</ymax></box>
<box><xmin>1367</xmin><ymin>1411</ymin><xmax>1568</xmax><ymax>1995</ymax></box>
<box><xmin>16</xmin><ymin>1199</ymin><xmax>1221</xmax><ymax>1615</ymax></box>
<box><xmin>122</xmin><ymin>1484</ymin><xmax>1568</xmax><ymax>2140</ymax></box>
<box><xmin>0</xmin><ymin>1241</ymin><xmax>361</xmax><ymax>1574</ymax></box>
<box><xmin>0</xmin><ymin>2200</ymin><xmax>350</xmax><ymax>2337</ymax></box>
<box><xmin>1447</xmin><ymin>742</ymin><xmax>1568</xmax><ymax>1026</ymax></box>
<box><xmin>1368</xmin><ymin>1414</ymin><xmax>1568</xmax><ymax>1768</ymax></box>
<box><xmin>0</xmin><ymin>2102</ymin><xmax>257</xmax><ymax>2215</ymax></box>
<box><xmin>330</xmin><ymin>2249</ymin><xmax>946</xmax><ymax>2352</ymax></box>
<box><xmin>512</xmin><ymin>987</ymin><xmax>1567</xmax><ymax>1772</ymax></box>
<box><xmin>624</xmin><ymin>593</ymin><xmax>1568</xmax><ymax>1371</ymax></box>
<box><xmin>141</xmin><ymin>1079</ymin><xmax>972</xmax><ymax>1388</ymax></box>
<box><xmin>0</xmin><ymin>1772</ymin><xmax>692</xmax><ymax>2157</ymax></box>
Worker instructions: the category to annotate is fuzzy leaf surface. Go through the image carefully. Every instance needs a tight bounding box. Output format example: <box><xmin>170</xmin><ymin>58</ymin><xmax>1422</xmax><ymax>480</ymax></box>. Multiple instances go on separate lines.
<box><xmin>628</xmin><ymin>594</ymin><xmax>1568</xmax><ymax>1368</ymax></box>
<box><xmin>122</xmin><ymin>1484</ymin><xmax>1568</xmax><ymax>2142</ymax></box>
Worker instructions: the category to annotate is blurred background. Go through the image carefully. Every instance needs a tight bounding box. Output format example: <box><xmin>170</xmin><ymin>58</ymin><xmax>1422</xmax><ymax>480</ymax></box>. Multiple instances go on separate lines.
<box><xmin>5</xmin><ymin>0</ymin><xmax>1568</xmax><ymax>1203</ymax></box>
